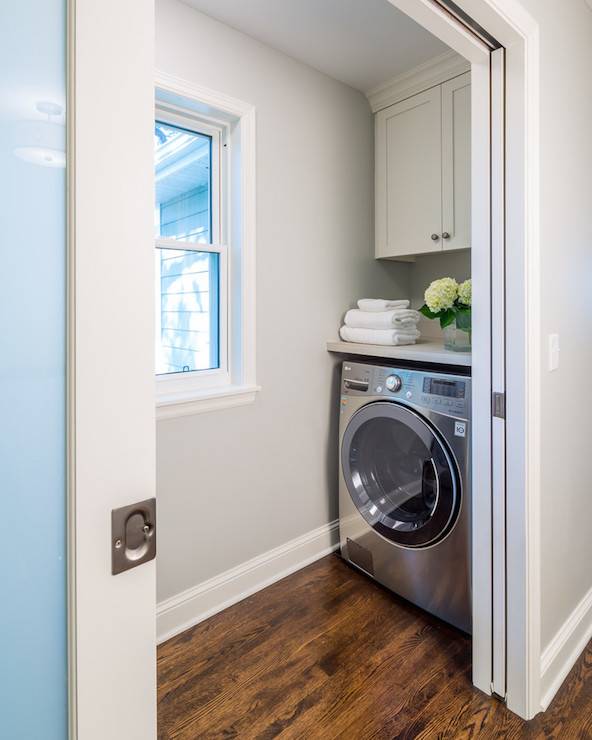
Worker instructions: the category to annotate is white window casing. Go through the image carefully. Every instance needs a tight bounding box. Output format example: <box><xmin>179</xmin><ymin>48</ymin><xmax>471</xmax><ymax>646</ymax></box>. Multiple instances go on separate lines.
<box><xmin>154</xmin><ymin>72</ymin><xmax>258</xmax><ymax>418</ymax></box>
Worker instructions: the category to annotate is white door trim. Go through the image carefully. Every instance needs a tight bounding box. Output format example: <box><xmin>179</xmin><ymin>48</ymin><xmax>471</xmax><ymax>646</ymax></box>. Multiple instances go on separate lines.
<box><xmin>462</xmin><ymin>0</ymin><xmax>541</xmax><ymax>719</ymax></box>
<box><xmin>490</xmin><ymin>45</ymin><xmax>506</xmax><ymax>699</ymax></box>
<box><xmin>467</xmin><ymin>52</ymin><xmax>494</xmax><ymax>698</ymax></box>
<box><xmin>390</xmin><ymin>0</ymin><xmax>495</xmax><ymax>704</ymax></box>
<box><xmin>389</xmin><ymin>0</ymin><xmax>541</xmax><ymax>720</ymax></box>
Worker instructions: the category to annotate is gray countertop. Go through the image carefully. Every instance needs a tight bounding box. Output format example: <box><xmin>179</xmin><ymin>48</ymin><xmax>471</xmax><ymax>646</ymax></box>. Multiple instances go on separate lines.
<box><xmin>326</xmin><ymin>339</ymin><xmax>471</xmax><ymax>367</ymax></box>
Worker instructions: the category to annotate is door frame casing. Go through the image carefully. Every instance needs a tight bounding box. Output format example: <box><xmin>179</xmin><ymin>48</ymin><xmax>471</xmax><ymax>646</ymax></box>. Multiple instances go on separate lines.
<box><xmin>389</xmin><ymin>0</ymin><xmax>541</xmax><ymax>720</ymax></box>
<box><xmin>67</xmin><ymin>0</ymin><xmax>541</xmax><ymax>733</ymax></box>
<box><xmin>490</xmin><ymin>46</ymin><xmax>507</xmax><ymax>700</ymax></box>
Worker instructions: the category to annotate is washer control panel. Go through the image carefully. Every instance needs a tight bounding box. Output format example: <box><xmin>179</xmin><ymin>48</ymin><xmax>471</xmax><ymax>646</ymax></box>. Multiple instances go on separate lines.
<box><xmin>385</xmin><ymin>374</ymin><xmax>402</xmax><ymax>392</ymax></box>
<box><xmin>341</xmin><ymin>361</ymin><xmax>470</xmax><ymax>419</ymax></box>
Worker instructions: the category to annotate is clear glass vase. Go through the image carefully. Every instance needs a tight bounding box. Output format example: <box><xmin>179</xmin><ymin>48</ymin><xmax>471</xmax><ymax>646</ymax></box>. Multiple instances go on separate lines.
<box><xmin>443</xmin><ymin>317</ymin><xmax>471</xmax><ymax>352</ymax></box>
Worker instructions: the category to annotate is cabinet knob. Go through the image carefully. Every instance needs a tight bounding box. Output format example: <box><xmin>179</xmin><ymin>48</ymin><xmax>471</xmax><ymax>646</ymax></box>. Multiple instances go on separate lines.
<box><xmin>442</xmin><ymin>232</ymin><xmax>451</xmax><ymax>239</ymax></box>
<box><xmin>431</xmin><ymin>233</ymin><xmax>439</xmax><ymax>241</ymax></box>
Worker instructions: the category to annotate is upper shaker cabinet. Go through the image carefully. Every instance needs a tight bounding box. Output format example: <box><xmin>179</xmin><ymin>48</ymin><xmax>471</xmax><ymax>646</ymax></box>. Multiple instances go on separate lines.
<box><xmin>375</xmin><ymin>72</ymin><xmax>471</xmax><ymax>260</ymax></box>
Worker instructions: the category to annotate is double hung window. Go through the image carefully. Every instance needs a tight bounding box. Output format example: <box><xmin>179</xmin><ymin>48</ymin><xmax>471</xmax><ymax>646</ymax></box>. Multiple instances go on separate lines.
<box><xmin>154</xmin><ymin>108</ymin><xmax>228</xmax><ymax>390</ymax></box>
<box><xmin>153</xmin><ymin>78</ymin><xmax>257</xmax><ymax>417</ymax></box>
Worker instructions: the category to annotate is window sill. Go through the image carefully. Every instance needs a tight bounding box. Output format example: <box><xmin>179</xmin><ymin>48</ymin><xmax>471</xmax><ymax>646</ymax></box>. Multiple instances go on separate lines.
<box><xmin>156</xmin><ymin>383</ymin><xmax>261</xmax><ymax>420</ymax></box>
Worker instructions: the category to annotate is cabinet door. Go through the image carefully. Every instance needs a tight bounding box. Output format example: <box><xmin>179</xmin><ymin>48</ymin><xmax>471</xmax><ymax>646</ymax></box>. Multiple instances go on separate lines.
<box><xmin>375</xmin><ymin>87</ymin><xmax>442</xmax><ymax>260</ymax></box>
<box><xmin>442</xmin><ymin>72</ymin><xmax>471</xmax><ymax>251</ymax></box>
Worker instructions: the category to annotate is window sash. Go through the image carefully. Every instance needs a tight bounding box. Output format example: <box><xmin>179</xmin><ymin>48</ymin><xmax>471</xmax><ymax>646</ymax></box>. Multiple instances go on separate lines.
<box><xmin>154</xmin><ymin>105</ymin><xmax>230</xmax><ymax>391</ymax></box>
<box><xmin>155</xmin><ymin>239</ymin><xmax>229</xmax><ymax>392</ymax></box>
<box><xmin>155</xmin><ymin>105</ymin><xmax>224</xmax><ymax>244</ymax></box>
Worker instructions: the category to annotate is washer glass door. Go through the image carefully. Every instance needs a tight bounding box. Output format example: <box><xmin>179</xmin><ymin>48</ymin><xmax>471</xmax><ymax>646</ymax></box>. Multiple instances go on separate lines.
<box><xmin>342</xmin><ymin>401</ymin><xmax>460</xmax><ymax>548</ymax></box>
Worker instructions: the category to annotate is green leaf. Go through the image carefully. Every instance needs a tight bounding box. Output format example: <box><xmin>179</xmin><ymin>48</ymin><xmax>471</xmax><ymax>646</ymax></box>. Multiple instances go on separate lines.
<box><xmin>439</xmin><ymin>308</ymin><xmax>456</xmax><ymax>329</ymax></box>
<box><xmin>419</xmin><ymin>304</ymin><xmax>440</xmax><ymax>320</ymax></box>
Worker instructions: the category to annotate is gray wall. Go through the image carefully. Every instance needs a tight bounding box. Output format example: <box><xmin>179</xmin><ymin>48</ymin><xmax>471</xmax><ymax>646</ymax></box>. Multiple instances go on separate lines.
<box><xmin>517</xmin><ymin>0</ymin><xmax>592</xmax><ymax>652</ymax></box>
<box><xmin>409</xmin><ymin>249</ymin><xmax>471</xmax><ymax>339</ymax></box>
<box><xmin>155</xmin><ymin>0</ymin><xmax>410</xmax><ymax>602</ymax></box>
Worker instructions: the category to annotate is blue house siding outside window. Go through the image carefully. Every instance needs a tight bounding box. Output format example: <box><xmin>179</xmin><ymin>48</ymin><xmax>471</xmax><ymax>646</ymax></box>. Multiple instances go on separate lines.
<box><xmin>155</xmin><ymin>120</ymin><xmax>220</xmax><ymax>375</ymax></box>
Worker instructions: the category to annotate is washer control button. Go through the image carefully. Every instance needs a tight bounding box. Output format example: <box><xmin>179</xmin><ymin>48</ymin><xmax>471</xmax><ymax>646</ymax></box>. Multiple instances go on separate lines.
<box><xmin>406</xmin><ymin>391</ymin><xmax>413</xmax><ymax>400</ymax></box>
<box><xmin>376</xmin><ymin>385</ymin><xmax>383</xmax><ymax>393</ymax></box>
<box><xmin>385</xmin><ymin>374</ymin><xmax>402</xmax><ymax>392</ymax></box>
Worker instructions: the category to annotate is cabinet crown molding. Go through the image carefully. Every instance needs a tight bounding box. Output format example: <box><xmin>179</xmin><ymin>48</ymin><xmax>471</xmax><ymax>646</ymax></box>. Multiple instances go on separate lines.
<box><xmin>366</xmin><ymin>50</ymin><xmax>470</xmax><ymax>113</ymax></box>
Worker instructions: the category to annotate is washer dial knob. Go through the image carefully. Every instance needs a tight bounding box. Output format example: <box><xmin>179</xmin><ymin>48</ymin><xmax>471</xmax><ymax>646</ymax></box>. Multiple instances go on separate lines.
<box><xmin>385</xmin><ymin>374</ymin><xmax>402</xmax><ymax>392</ymax></box>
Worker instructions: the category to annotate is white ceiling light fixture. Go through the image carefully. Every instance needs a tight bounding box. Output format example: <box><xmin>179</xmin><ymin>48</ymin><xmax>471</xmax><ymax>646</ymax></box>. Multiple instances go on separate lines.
<box><xmin>14</xmin><ymin>146</ymin><xmax>66</xmax><ymax>168</ymax></box>
<box><xmin>13</xmin><ymin>101</ymin><xmax>66</xmax><ymax>168</ymax></box>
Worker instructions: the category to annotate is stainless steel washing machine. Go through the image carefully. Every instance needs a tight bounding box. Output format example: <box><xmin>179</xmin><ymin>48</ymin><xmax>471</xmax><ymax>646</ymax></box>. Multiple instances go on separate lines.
<box><xmin>338</xmin><ymin>360</ymin><xmax>471</xmax><ymax>633</ymax></box>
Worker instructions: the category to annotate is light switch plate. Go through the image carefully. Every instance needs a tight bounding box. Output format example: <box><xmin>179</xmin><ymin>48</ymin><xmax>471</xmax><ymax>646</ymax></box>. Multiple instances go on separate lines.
<box><xmin>548</xmin><ymin>333</ymin><xmax>560</xmax><ymax>371</ymax></box>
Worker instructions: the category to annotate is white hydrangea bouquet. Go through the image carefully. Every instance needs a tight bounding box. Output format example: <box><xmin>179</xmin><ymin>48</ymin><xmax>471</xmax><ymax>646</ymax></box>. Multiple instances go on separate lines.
<box><xmin>419</xmin><ymin>277</ymin><xmax>472</xmax><ymax>351</ymax></box>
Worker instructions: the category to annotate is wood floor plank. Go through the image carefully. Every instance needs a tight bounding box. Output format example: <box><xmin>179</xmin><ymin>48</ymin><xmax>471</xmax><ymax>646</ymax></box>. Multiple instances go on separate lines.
<box><xmin>158</xmin><ymin>554</ymin><xmax>592</xmax><ymax>739</ymax></box>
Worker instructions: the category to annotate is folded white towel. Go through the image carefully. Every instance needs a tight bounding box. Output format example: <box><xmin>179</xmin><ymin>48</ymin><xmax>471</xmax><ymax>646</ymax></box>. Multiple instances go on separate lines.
<box><xmin>357</xmin><ymin>298</ymin><xmax>409</xmax><ymax>312</ymax></box>
<box><xmin>340</xmin><ymin>326</ymin><xmax>421</xmax><ymax>346</ymax></box>
<box><xmin>344</xmin><ymin>308</ymin><xmax>421</xmax><ymax>329</ymax></box>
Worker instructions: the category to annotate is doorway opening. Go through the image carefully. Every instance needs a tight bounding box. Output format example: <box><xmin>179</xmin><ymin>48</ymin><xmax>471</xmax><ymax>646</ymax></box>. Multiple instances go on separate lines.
<box><xmin>152</xmin><ymin>0</ymin><xmax>510</xmax><ymax>733</ymax></box>
<box><xmin>65</xmin><ymin>0</ymin><xmax>541</xmax><ymax>735</ymax></box>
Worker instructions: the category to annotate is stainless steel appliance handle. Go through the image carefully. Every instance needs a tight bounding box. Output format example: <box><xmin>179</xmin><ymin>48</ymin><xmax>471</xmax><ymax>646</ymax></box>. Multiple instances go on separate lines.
<box><xmin>344</xmin><ymin>378</ymin><xmax>369</xmax><ymax>391</ymax></box>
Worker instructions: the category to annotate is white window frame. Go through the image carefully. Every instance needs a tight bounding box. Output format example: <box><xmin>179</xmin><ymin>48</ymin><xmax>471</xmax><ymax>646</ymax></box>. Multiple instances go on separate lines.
<box><xmin>155</xmin><ymin>107</ymin><xmax>229</xmax><ymax>391</ymax></box>
<box><xmin>154</xmin><ymin>239</ymin><xmax>229</xmax><ymax>390</ymax></box>
<box><xmin>154</xmin><ymin>72</ymin><xmax>258</xmax><ymax>418</ymax></box>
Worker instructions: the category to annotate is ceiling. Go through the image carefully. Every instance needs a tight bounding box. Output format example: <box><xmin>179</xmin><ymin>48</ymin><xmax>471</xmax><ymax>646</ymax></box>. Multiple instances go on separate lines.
<box><xmin>180</xmin><ymin>0</ymin><xmax>449</xmax><ymax>93</ymax></box>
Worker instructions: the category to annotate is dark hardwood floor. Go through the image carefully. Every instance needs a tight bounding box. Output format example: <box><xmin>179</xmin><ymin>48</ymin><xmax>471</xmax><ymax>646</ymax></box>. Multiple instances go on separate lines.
<box><xmin>158</xmin><ymin>554</ymin><xmax>592</xmax><ymax>739</ymax></box>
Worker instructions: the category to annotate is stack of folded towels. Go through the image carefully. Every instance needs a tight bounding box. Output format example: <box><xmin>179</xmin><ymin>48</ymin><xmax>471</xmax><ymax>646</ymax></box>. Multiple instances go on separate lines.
<box><xmin>339</xmin><ymin>298</ymin><xmax>421</xmax><ymax>346</ymax></box>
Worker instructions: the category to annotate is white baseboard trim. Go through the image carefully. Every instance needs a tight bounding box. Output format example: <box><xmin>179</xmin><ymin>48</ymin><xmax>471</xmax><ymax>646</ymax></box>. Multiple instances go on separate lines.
<box><xmin>540</xmin><ymin>584</ymin><xmax>592</xmax><ymax>710</ymax></box>
<box><xmin>156</xmin><ymin>519</ymin><xmax>340</xmax><ymax>644</ymax></box>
